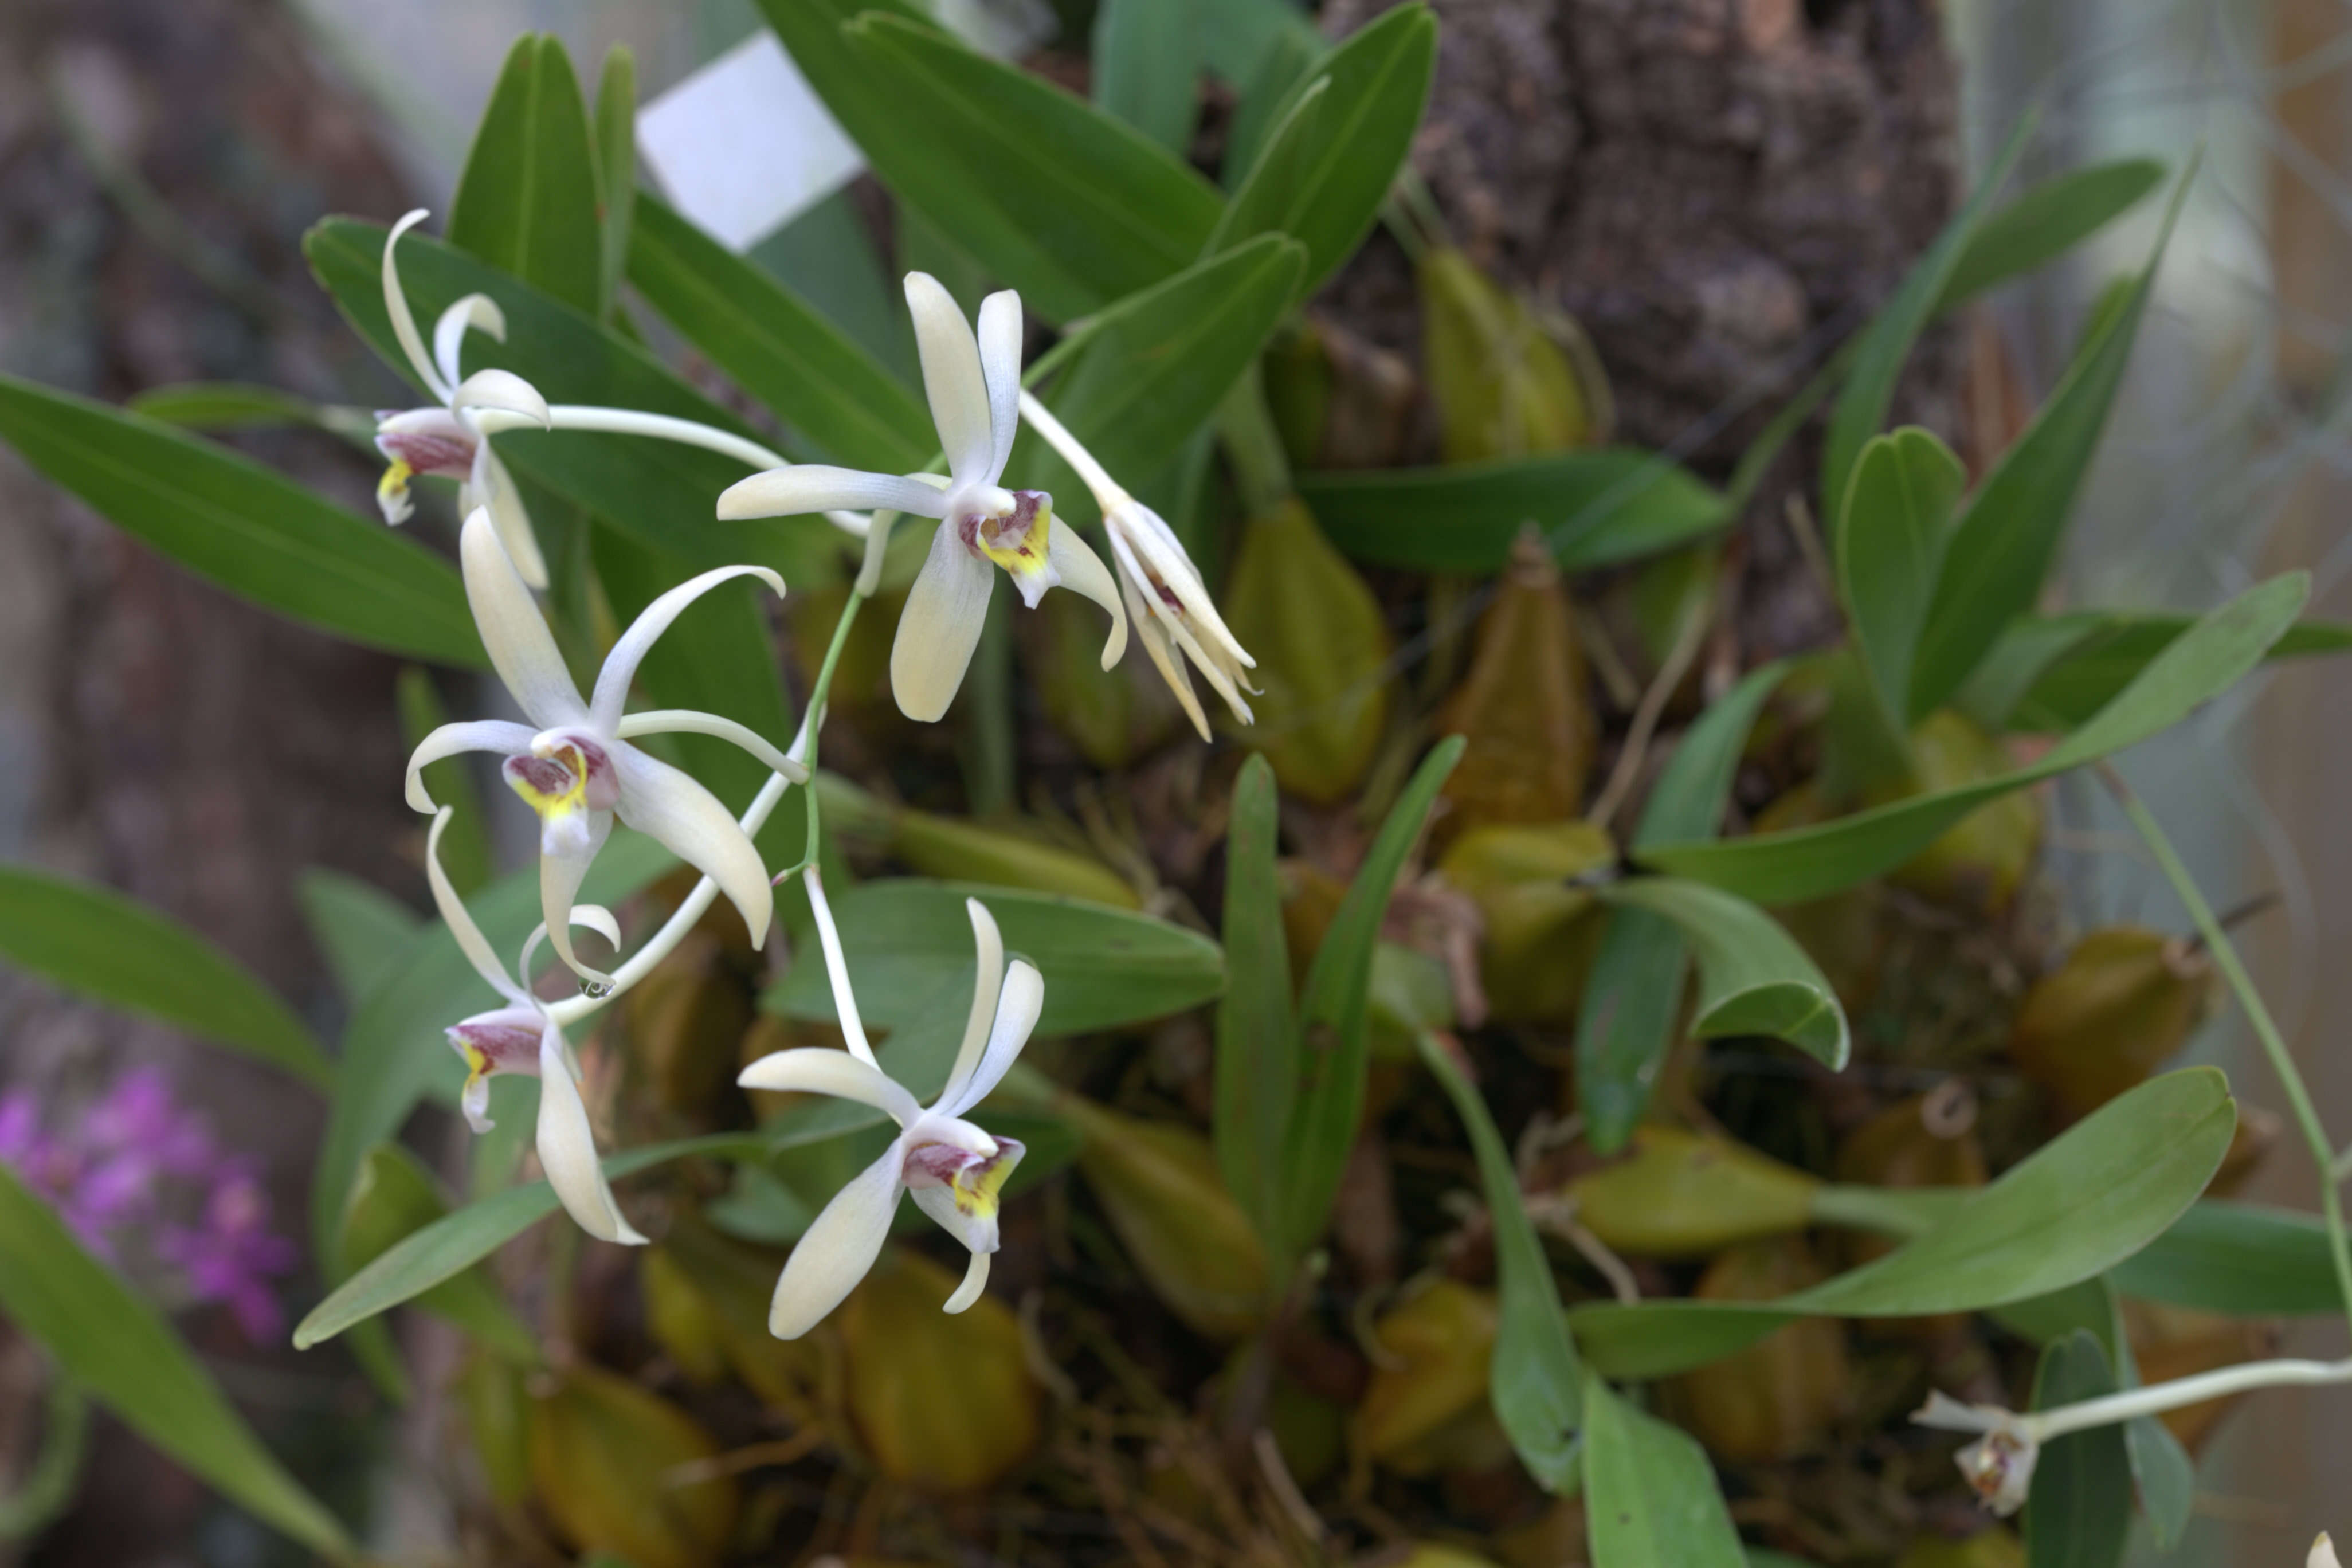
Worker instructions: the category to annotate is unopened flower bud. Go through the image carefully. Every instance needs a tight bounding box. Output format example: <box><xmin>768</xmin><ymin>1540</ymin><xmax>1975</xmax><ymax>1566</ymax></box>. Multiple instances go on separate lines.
<box><xmin>2009</xmin><ymin>927</ymin><xmax>2216</xmax><ymax>1122</ymax></box>
<box><xmin>527</xmin><ymin>1363</ymin><xmax>739</xmax><ymax>1568</ymax></box>
<box><xmin>1223</xmin><ymin>499</ymin><xmax>1393</xmax><ymax>803</ymax></box>
<box><xmin>1434</xmin><ymin>531</ymin><xmax>1596</xmax><ymax>840</ymax></box>
<box><xmin>838</xmin><ymin>1246</ymin><xmax>1041</xmax><ymax>1492</ymax></box>
<box><xmin>1059</xmin><ymin>1095</ymin><xmax>1268</xmax><ymax>1339</ymax></box>
<box><xmin>1434</xmin><ymin>820</ymin><xmax>1614</xmax><ymax>1022</ymax></box>
<box><xmin>1563</xmin><ymin>1124</ymin><xmax>1820</xmax><ymax>1258</ymax></box>
<box><xmin>1419</xmin><ymin>246</ymin><xmax>1610</xmax><ymax>462</ymax></box>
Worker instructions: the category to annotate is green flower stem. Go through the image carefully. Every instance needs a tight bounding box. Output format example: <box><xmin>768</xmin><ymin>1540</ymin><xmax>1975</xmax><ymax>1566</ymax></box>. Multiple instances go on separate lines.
<box><xmin>1214</xmin><ymin>360</ymin><xmax>1294</xmax><ymax>519</ymax></box>
<box><xmin>2104</xmin><ymin>764</ymin><xmax>2352</xmax><ymax>1335</ymax></box>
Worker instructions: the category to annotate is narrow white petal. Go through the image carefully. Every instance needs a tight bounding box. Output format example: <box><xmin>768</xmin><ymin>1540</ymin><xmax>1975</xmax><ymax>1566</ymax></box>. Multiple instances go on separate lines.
<box><xmin>425</xmin><ymin>807</ymin><xmax>530</xmax><ymax>1004</ymax></box>
<box><xmin>944</xmin><ymin>1241</ymin><xmax>991</xmax><ymax>1314</ymax></box>
<box><xmin>905</xmin><ymin>272</ymin><xmax>994</xmax><ymax>484</ymax></box>
<box><xmin>736</xmin><ymin>1047</ymin><xmax>921</xmax><ymax>1127</ymax></box>
<box><xmin>716</xmin><ymin>465</ymin><xmax>945</xmax><ymax>522</ymax></box>
<box><xmin>451</xmin><ymin>369</ymin><xmax>550</xmax><ymax>428</ymax></box>
<box><xmin>2312</xmin><ymin>1535</ymin><xmax>2342</xmax><ymax>1568</ymax></box>
<box><xmin>889</xmin><ymin>525</ymin><xmax>994</xmax><ymax>723</ymax></box>
<box><xmin>1121</xmin><ymin>505</ymin><xmax>1253</xmax><ymax>669</ymax></box>
<box><xmin>382</xmin><ymin>210</ymin><xmax>450</xmax><ymax>402</ymax></box>
<box><xmin>1045</xmin><ymin>526</ymin><xmax>1128</xmax><ymax>670</ymax></box>
<box><xmin>433</xmin><ymin>293</ymin><xmax>508</xmax><ymax>391</ymax></box>
<box><xmin>609</xmin><ymin>742</ymin><xmax>773</xmax><ymax>948</ymax></box>
<box><xmin>404</xmin><ymin>719</ymin><xmax>535</xmax><ymax>813</ymax></box>
<box><xmin>800</xmin><ymin>865</ymin><xmax>879</xmax><ymax>1067</ymax></box>
<box><xmin>614</xmin><ymin>710</ymin><xmax>807</xmax><ymax>783</ymax></box>
<box><xmin>475</xmin><ymin>448</ymin><xmax>550</xmax><ymax>591</ymax></box>
<box><xmin>948</xmin><ymin>959</ymin><xmax>1044</xmax><ymax>1118</ymax></box>
<box><xmin>768</xmin><ymin>1145</ymin><xmax>904</xmax><ymax>1338</ymax></box>
<box><xmin>535</xmin><ymin>1026</ymin><xmax>646</xmax><ymax>1244</ymax></box>
<box><xmin>516</xmin><ymin>905</ymin><xmax>624</xmax><ymax>991</ymax></box>
<box><xmin>589</xmin><ymin>565</ymin><xmax>786</xmax><ymax>734</ymax></box>
<box><xmin>460</xmin><ymin>508</ymin><xmax>584</xmax><ymax>726</ymax></box>
<box><xmin>934</xmin><ymin>899</ymin><xmax>1006</xmax><ymax>1114</ymax></box>
<box><xmin>975</xmin><ymin>291</ymin><xmax>1024</xmax><ymax>485</ymax></box>
<box><xmin>539</xmin><ymin>811</ymin><xmax>616</xmax><ymax>985</ymax></box>
<box><xmin>1122</xmin><ymin>575</ymin><xmax>1211</xmax><ymax>741</ymax></box>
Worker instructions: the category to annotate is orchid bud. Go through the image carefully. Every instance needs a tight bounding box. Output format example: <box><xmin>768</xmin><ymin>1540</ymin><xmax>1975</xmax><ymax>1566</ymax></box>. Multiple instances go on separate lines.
<box><xmin>1223</xmin><ymin>499</ymin><xmax>1393</xmax><ymax>803</ymax></box>
<box><xmin>1896</xmin><ymin>1527</ymin><xmax>2026</xmax><ymax>1568</ymax></box>
<box><xmin>640</xmin><ymin>1247</ymin><xmax>730</xmax><ymax>1386</ymax></box>
<box><xmin>457</xmin><ymin>1350</ymin><xmax>532</xmax><ymax>1507</ymax></box>
<box><xmin>625</xmin><ymin>927</ymin><xmax>754</xmax><ymax>1117</ymax></box>
<box><xmin>1351</xmin><ymin>1280</ymin><xmax>1511</xmax><ymax>1477</ymax></box>
<box><xmin>1668</xmin><ymin>1238</ymin><xmax>1849</xmax><ymax>1462</ymax></box>
<box><xmin>1059</xmin><ymin>1095</ymin><xmax>1268</xmax><ymax>1339</ymax></box>
<box><xmin>1027</xmin><ymin>570</ymin><xmax>1181</xmax><ymax>766</ymax></box>
<box><xmin>1434</xmin><ymin>531</ymin><xmax>1597</xmax><ymax>840</ymax></box>
<box><xmin>1435</xmin><ymin>820</ymin><xmax>1614</xmax><ymax>1022</ymax></box>
<box><xmin>1565</xmin><ymin>1125</ymin><xmax>1820</xmax><ymax>1259</ymax></box>
<box><xmin>1874</xmin><ymin>711</ymin><xmax>2041</xmax><ymax>914</ymax></box>
<box><xmin>2009</xmin><ymin>927</ymin><xmax>2216</xmax><ymax>1122</ymax></box>
<box><xmin>527</xmin><ymin>1363</ymin><xmax>738</xmax><ymax>1568</ymax></box>
<box><xmin>838</xmin><ymin>1247</ymin><xmax>1041</xmax><ymax>1491</ymax></box>
<box><xmin>1420</xmin><ymin>246</ymin><xmax>1610</xmax><ymax>462</ymax></box>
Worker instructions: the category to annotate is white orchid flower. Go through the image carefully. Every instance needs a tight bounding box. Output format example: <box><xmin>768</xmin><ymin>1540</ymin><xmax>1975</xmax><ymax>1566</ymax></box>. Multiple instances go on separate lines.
<box><xmin>737</xmin><ymin>875</ymin><xmax>1042</xmax><ymax>1338</ymax></box>
<box><xmin>1017</xmin><ymin>391</ymin><xmax>1257</xmax><ymax>739</ymax></box>
<box><xmin>375</xmin><ymin>211</ymin><xmax>875</xmax><ymax>588</ymax></box>
<box><xmin>2315</xmin><ymin>1535</ymin><xmax>2342</xmax><ymax>1568</ymax></box>
<box><xmin>406</xmin><ymin>508</ymin><xmax>798</xmax><ymax>986</ymax></box>
<box><xmin>374</xmin><ymin>210</ymin><xmax>559</xmax><ymax>586</ymax></box>
<box><xmin>715</xmin><ymin>273</ymin><xmax>1126</xmax><ymax>722</ymax></box>
<box><xmin>1912</xmin><ymin>1391</ymin><xmax>2039</xmax><ymax>1516</ymax></box>
<box><xmin>424</xmin><ymin>807</ymin><xmax>645</xmax><ymax>1245</ymax></box>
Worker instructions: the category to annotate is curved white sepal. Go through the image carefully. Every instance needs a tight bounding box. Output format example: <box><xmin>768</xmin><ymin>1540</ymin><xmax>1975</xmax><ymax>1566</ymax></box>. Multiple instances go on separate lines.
<box><xmin>1045</xmin><ymin>526</ymin><xmax>1128</xmax><ymax>670</ymax></box>
<box><xmin>905</xmin><ymin>272</ymin><xmax>994</xmax><ymax>484</ymax></box>
<box><xmin>451</xmin><ymin>369</ymin><xmax>550</xmax><ymax>429</ymax></box>
<box><xmin>935</xmin><ymin>898</ymin><xmax>1006</xmax><ymax>1112</ymax></box>
<box><xmin>948</xmin><ymin>959</ymin><xmax>1043</xmax><ymax>1118</ymax></box>
<box><xmin>943</xmin><ymin>1245</ymin><xmax>990</xmax><ymax>1314</ymax></box>
<box><xmin>535</xmin><ymin>1025</ymin><xmax>646</xmax><ymax>1245</ymax></box>
<box><xmin>609</xmin><ymin>742</ymin><xmax>773</xmax><ymax>949</ymax></box>
<box><xmin>736</xmin><ymin>1047</ymin><xmax>923</xmax><ymax>1127</ymax></box>
<box><xmin>889</xmin><ymin>524</ymin><xmax>994</xmax><ymax>723</ymax></box>
<box><xmin>382</xmin><ymin>210</ymin><xmax>449</xmax><ymax>402</ymax></box>
<box><xmin>425</xmin><ymin>806</ymin><xmax>527</xmax><ymax>1004</ymax></box>
<box><xmin>590</xmin><ymin>564</ymin><xmax>786</xmax><ymax>733</ymax></box>
<box><xmin>537</xmin><ymin>810</ymin><xmax>616</xmax><ymax>986</ymax></box>
<box><xmin>458</xmin><ymin>508</ymin><xmax>580</xmax><ymax>723</ymax></box>
<box><xmin>974</xmin><ymin>291</ymin><xmax>1023</xmax><ymax>484</ymax></box>
<box><xmin>403</xmin><ymin>718</ymin><xmax>536</xmax><ymax>813</ymax></box>
<box><xmin>716</xmin><ymin>465</ymin><xmax>946</xmax><ymax>522</ymax></box>
<box><xmin>433</xmin><ymin>293</ymin><xmax>508</xmax><ymax>390</ymax></box>
<box><xmin>767</xmin><ymin>1143</ymin><xmax>903</xmax><ymax>1338</ymax></box>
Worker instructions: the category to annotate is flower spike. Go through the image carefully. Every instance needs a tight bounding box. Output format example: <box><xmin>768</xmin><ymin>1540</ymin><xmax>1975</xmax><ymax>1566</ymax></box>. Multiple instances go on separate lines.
<box><xmin>738</xmin><ymin>895</ymin><xmax>1042</xmax><ymax>1336</ymax></box>
<box><xmin>404</xmin><ymin>509</ymin><xmax>790</xmax><ymax>983</ymax></box>
<box><xmin>716</xmin><ymin>273</ymin><xmax>1126</xmax><ymax>722</ymax></box>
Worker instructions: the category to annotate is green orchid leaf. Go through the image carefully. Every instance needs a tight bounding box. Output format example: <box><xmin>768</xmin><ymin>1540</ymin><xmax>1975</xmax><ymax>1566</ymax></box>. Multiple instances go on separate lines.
<box><xmin>1298</xmin><ymin>448</ymin><xmax>1729</xmax><ymax>574</ymax></box>
<box><xmin>0</xmin><ymin>373</ymin><xmax>483</xmax><ymax>667</ymax></box>
<box><xmin>592</xmin><ymin>46</ymin><xmax>638</xmax><ymax>323</ymax></box>
<box><xmin>1583</xmin><ymin>1379</ymin><xmax>1747</xmax><ymax>1568</ymax></box>
<box><xmin>127</xmin><ymin>381</ymin><xmax>364</xmax><ymax>437</ymax></box>
<box><xmin>1821</xmin><ymin>116</ymin><xmax>2029</xmax><ymax>529</ymax></box>
<box><xmin>1643</xmin><ymin>573</ymin><xmax>2307</xmax><ymax>904</ymax></box>
<box><xmin>628</xmin><ymin>195</ymin><xmax>934</xmax><ymax>472</ymax></box>
<box><xmin>1967</xmin><ymin>611</ymin><xmax>2352</xmax><ymax>732</ymax></box>
<box><xmin>1937</xmin><ymin>159</ymin><xmax>2166</xmax><ymax>312</ymax></box>
<box><xmin>2109</xmin><ymin>1199</ymin><xmax>2345</xmax><ymax>1315</ymax></box>
<box><xmin>0</xmin><ymin>867</ymin><xmax>330</xmax><ymax>1089</ymax></box>
<box><xmin>1419</xmin><ymin>1032</ymin><xmax>1584</xmax><ymax>1491</ymax></box>
<box><xmin>1837</xmin><ymin>427</ymin><xmax>1966</xmax><ymax>730</ymax></box>
<box><xmin>1213</xmin><ymin>755</ymin><xmax>1295</xmax><ymax>1251</ymax></box>
<box><xmin>1570</xmin><ymin>1068</ymin><xmax>2235</xmax><ymax>1378</ymax></box>
<box><xmin>1597</xmin><ymin>878</ymin><xmax>1849</xmax><ymax>1069</ymax></box>
<box><xmin>766</xmin><ymin>879</ymin><xmax>1225</xmax><ymax>1040</ymax></box>
<box><xmin>1279</xmin><ymin>738</ymin><xmax>1464</xmax><ymax>1255</ymax></box>
<box><xmin>1018</xmin><ymin>234</ymin><xmax>1306</xmax><ymax>520</ymax></box>
<box><xmin>448</xmin><ymin>34</ymin><xmax>603</xmax><ymax>315</ymax></box>
<box><xmin>1208</xmin><ymin>3</ymin><xmax>1435</xmax><ymax>299</ymax></box>
<box><xmin>1907</xmin><ymin>160</ymin><xmax>2195</xmax><ymax>717</ymax></box>
<box><xmin>339</xmin><ymin>1144</ymin><xmax>538</xmax><ymax>1362</ymax></box>
<box><xmin>296</xmin><ymin>869</ymin><xmax>421</xmax><ymax>1005</ymax></box>
<box><xmin>0</xmin><ymin>1164</ymin><xmax>354</xmax><ymax>1558</ymax></box>
<box><xmin>1092</xmin><ymin>0</ymin><xmax>1200</xmax><ymax>155</ymax></box>
<box><xmin>2024</xmin><ymin>1331</ymin><xmax>2134</xmax><ymax>1568</ymax></box>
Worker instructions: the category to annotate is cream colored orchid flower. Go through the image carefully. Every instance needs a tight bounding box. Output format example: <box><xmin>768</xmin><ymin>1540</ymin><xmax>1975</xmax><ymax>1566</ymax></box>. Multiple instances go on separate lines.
<box><xmin>1016</xmin><ymin>391</ymin><xmax>1257</xmax><ymax>739</ymax></box>
<box><xmin>737</xmin><ymin>875</ymin><xmax>1041</xmax><ymax>1338</ymax></box>
<box><xmin>424</xmin><ymin>807</ymin><xmax>645</xmax><ymax>1245</ymax></box>
<box><xmin>373</xmin><ymin>210</ymin><xmax>559</xmax><ymax>586</ymax></box>
<box><xmin>375</xmin><ymin>211</ymin><xmax>875</xmax><ymax>588</ymax></box>
<box><xmin>715</xmin><ymin>273</ymin><xmax>1126</xmax><ymax>722</ymax></box>
<box><xmin>405</xmin><ymin>508</ymin><xmax>798</xmax><ymax>986</ymax></box>
<box><xmin>1912</xmin><ymin>1391</ymin><xmax>2039</xmax><ymax>1516</ymax></box>
<box><xmin>2315</xmin><ymin>1535</ymin><xmax>2342</xmax><ymax>1568</ymax></box>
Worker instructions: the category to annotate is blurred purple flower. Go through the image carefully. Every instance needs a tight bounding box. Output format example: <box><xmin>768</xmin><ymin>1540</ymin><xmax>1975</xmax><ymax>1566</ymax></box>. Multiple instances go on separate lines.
<box><xmin>0</xmin><ymin>1068</ymin><xmax>293</xmax><ymax>1340</ymax></box>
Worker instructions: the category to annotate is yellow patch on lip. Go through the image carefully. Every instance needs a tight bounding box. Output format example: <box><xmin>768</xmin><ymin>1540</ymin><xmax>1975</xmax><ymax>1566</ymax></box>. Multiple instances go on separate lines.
<box><xmin>949</xmin><ymin>1137</ymin><xmax>1025</xmax><ymax>1220</ymax></box>
<box><xmin>504</xmin><ymin>742</ymin><xmax>591</xmax><ymax>825</ymax></box>
<box><xmin>974</xmin><ymin>496</ymin><xmax>1054</xmax><ymax>579</ymax></box>
<box><xmin>377</xmin><ymin>458</ymin><xmax>414</xmax><ymax>511</ymax></box>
